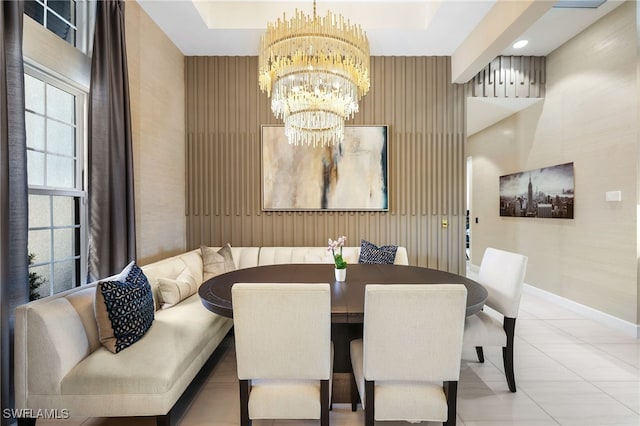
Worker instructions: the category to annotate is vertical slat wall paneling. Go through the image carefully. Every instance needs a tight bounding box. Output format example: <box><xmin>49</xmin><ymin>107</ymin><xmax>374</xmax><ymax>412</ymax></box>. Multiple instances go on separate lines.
<box><xmin>185</xmin><ymin>56</ymin><xmax>466</xmax><ymax>272</ymax></box>
<box><xmin>417</xmin><ymin>56</ymin><xmax>427</xmax><ymax>265</ymax></box>
<box><xmin>441</xmin><ymin>58</ymin><xmax>450</xmax><ymax>270</ymax></box>
<box><xmin>468</xmin><ymin>56</ymin><xmax>546</xmax><ymax>99</ymax></box>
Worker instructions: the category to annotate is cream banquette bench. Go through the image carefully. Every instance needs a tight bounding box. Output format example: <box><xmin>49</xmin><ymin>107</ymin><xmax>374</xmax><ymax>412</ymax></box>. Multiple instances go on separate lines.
<box><xmin>14</xmin><ymin>244</ymin><xmax>408</xmax><ymax>425</ymax></box>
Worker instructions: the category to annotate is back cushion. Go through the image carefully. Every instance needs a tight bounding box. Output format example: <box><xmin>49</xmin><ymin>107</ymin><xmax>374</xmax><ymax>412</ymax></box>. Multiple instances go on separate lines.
<box><xmin>296</xmin><ymin>247</ymin><xmax>335</xmax><ymax>264</ymax></box>
<box><xmin>142</xmin><ymin>256</ymin><xmax>190</xmax><ymax>309</ymax></box>
<box><xmin>230</xmin><ymin>247</ymin><xmax>260</xmax><ymax>269</ymax></box>
<box><xmin>258</xmin><ymin>247</ymin><xmax>360</xmax><ymax>266</ymax></box>
<box><xmin>258</xmin><ymin>247</ymin><xmax>298</xmax><ymax>265</ymax></box>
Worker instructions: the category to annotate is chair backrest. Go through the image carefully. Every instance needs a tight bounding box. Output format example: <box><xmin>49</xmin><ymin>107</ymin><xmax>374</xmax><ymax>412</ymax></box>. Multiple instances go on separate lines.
<box><xmin>478</xmin><ymin>248</ymin><xmax>528</xmax><ymax>318</ymax></box>
<box><xmin>232</xmin><ymin>283</ymin><xmax>331</xmax><ymax>381</ymax></box>
<box><xmin>362</xmin><ymin>284</ymin><xmax>467</xmax><ymax>382</ymax></box>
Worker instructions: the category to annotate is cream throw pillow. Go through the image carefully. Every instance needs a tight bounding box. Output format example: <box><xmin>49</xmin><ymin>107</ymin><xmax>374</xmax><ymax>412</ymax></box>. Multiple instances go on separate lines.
<box><xmin>201</xmin><ymin>244</ymin><xmax>236</xmax><ymax>281</ymax></box>
<box><xmin>157</xmin><ymin>269</ymin><xmax>197</xmax><ymax>309</ymax></box>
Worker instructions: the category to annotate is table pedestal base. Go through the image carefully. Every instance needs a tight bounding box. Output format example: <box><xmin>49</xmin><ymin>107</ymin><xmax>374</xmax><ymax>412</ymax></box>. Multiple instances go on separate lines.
<box><xmin>330</xmin><ymin>373</ymin><xmax>353</xmax><ymax>404</ymax></box>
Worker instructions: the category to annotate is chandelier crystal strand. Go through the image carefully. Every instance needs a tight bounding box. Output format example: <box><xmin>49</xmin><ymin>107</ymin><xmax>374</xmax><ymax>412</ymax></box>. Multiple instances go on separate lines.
<box><xmin>258</xmin><ymin>1</ymin><xmax>370</xmax><ymax>147</ymax></box>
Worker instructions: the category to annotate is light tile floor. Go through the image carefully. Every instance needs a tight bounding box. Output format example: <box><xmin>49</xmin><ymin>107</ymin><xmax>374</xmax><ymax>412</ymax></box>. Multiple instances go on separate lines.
<box><xmin>37</xmin><ymin>287</ymin><xmax>639</xmax><ymax>426</ymax></box>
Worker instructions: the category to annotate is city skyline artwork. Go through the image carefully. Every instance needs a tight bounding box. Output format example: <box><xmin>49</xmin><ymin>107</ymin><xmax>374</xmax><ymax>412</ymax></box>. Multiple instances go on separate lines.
<box><xmin>499</xmin><ymin>162</ymin><xmax>574</xmax><ymax>219</ymax></box>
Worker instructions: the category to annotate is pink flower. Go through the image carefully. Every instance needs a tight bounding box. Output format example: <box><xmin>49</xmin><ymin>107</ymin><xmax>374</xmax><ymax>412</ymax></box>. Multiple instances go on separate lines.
<box><xmin>327</xmin><ymin>235</ymin><xmax>348</xmax><ymax>269</ymax></box>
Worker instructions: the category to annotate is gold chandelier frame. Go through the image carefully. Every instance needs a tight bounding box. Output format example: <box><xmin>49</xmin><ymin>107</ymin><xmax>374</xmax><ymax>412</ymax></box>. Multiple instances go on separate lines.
<box><xmin>258</xmin><ymin>0</ymin><xmax>371</xmax><ymax>147</ymax></box>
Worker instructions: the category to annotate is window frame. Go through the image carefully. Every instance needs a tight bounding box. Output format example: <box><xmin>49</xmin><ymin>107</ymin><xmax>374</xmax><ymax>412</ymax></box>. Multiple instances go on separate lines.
<box><xmin>25</xmin><ymin>63</ymin><xmax>88</xmax><ymax>296</ymax></box>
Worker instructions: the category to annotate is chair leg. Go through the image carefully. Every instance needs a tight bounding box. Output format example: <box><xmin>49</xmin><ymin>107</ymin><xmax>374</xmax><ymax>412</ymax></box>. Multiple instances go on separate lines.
<box><xmin>503</xmin><ymin>317</ymin><xmax>517</xmax><ymax>392</ymax></box>
<box><xmin>329</xmin><ymin>376</ymin><xmax>332</xmax><ymax>411</ymax></box>
<box><xmin>350</xmin><ymin>372</ymin><xmax>359</xmax><ymax>411</ymax></box>
<box><xmin>320</xmin><ymin>379</ymin><xmax>330</xmax><ymax>426</ymax></box>
<box><xmin>443</xmin><ymin>380</ymin><xmax>458</xmax><ymax>426</ymax></box>
<box><xmin>239</xmin><ymin>379</ymin><xmax>251</xmax><ymax>426</ymax></box>
<box><xmin>364</xmin><ymin>380</ymin><xmax>374</xmax><ymax>426</ymax></box>
<box><xmin>475</xmin><ymin>346</ymin><xmax>485</xmax><ymax>363</ymax></box>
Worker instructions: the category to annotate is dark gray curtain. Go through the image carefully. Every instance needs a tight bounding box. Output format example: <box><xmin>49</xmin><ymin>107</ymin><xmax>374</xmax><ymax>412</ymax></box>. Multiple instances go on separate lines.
<box><xmin>0</xmin><ymin>2</ymin><xmax>29</xmax><ymax>424</ymax></box>
<box><xmin>88</xmin><ymin>0</ymin><xmax>135</xmax><ymax>282</ymax></box>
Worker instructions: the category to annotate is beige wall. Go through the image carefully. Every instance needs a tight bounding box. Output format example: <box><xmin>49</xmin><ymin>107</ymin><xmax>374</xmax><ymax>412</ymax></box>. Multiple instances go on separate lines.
<box><xmin>468</xmin><ymin>1</ymin><xmax>639</xmax><ymax>324</ymax></box>
<box><xmin>185</xmin><ymin>56</ymin><xmax>467</xmax><ymax>271</ymax></box>
<box><xmin>126</xmin><ymin>1</ymin><xmax>186</xmax><ymax>264</ymax></box>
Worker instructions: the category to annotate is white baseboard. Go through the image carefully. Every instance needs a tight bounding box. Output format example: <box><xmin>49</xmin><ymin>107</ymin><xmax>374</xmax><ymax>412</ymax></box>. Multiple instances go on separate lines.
<box><xmin>523</xmin><ymin>284</ymin><xmax>640</xmax><ymax>339</ymax></box>
<box><xmin>466</xmin><ymin>262</ymin><xmax>639</xmax><ymax>339</ymax></box>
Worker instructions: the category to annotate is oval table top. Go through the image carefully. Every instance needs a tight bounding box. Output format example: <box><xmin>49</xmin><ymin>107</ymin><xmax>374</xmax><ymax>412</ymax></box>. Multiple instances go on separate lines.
<box><xmin>199</xmin><ymin>263</ymin><xmax>488</xmax><ymax>322</ymax></box>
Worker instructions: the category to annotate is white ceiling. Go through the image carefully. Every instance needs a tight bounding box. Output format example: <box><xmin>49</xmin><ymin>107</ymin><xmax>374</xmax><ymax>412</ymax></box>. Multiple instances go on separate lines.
<box><xmin>136</xmin><ymin>0</ymin><xmax>625</xmax><ymax>134</ymax></box>
<box><xmin>137</xmin><ymin>0</ymin><xmax>624</xmax><ymax>56</ymax></box>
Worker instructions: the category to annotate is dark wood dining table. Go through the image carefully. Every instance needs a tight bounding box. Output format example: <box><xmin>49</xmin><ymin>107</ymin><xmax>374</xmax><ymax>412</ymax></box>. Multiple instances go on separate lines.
<box><xmin>199</xmin><ymin>263</ymin><xmax>487</xmax><ymax>320</ymax></box>
<box><xmin>199</xmin><ymin>263</ymin><xmax>488</xmax><ymax>383</ymax></box>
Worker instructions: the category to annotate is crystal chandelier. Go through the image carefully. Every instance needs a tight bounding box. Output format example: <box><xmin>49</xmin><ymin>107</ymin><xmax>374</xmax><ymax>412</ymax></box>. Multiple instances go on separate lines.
<box><xmin>258</xmin><ymin>0</ymin><xmax>370</xmax><ymax>147</ymax></box>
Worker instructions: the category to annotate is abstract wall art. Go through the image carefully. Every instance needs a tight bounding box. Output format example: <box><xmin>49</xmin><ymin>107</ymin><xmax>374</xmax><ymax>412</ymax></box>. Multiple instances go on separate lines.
<box><xmin>499</xmin><ymin>162</ymin><xmax>574</xmax><ymax>219</ymax></box>
<box><xmin>261</xmin><ymin>125</ymin><xmax>389</xmax><ymax>211</ymax></box>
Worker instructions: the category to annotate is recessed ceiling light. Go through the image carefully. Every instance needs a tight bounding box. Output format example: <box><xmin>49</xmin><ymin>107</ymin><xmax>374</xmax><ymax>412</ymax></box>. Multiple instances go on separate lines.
<box><xmin>513</xmin><ymin>40</ymin><xmax>528</xmax><ymax>49</ymax></box>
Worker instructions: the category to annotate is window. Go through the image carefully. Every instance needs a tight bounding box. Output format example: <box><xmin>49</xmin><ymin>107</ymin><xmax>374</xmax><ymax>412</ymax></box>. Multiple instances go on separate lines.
<box><xmin>24</xmin><ymin>0</ymin><xmax>93</xmax><ymax>54</ymax></box>
<box><xmin>25</xmin><ymin>67</ymin><xmax>87</xmax><ymax>299</ymax></box>
<box><xmin>25</xmin><ymin>0</ymin><xmax>76</xmax><ymax>45</ymax></box>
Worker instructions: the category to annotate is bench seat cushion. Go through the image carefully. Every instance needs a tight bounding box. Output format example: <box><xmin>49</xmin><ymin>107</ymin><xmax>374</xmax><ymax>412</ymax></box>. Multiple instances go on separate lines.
<box><xmin>258</xmin><ymin>246</ymin><xmax>409</xmax><ymax>266</ymax></box>
<box><xmin>61</xmin><ymin>294</ymin><xmax>230</xmax><ymax>395</ymax></box>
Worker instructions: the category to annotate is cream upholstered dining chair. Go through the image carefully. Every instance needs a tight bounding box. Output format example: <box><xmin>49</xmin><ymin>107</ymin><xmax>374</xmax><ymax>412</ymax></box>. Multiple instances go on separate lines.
<box><xmin>350</xmin><ymin>284</ymin><xmax>467</xmax><ymax>426</ymax></box>
<box><xmin>463</xmin><ymin>247</ymin><xmax>528</xmax><ymax>392</ymax></box>
<box><xmin>232</xmin><ymin>283</ymin><xmax>332</xmax><ymax>426</ymax></box>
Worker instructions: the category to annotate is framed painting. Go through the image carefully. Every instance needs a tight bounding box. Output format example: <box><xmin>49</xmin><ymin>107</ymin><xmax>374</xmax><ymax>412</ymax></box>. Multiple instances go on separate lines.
<box><xmin>499</xmin><ymin>162</ymin><xmax>574</xmax><ymax>219</ymax></box>
<box><xmin>261</xmin><ymin>125</ymin><xmax>389</xmax><ymax>211</ymax></box>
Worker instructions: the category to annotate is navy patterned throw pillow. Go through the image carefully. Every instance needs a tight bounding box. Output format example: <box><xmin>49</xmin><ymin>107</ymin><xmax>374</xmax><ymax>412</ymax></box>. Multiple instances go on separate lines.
<box><xmin>95</xmin><ymin>263</ymin><xmax>155</xmax><ymax>353</ymax></box>
<box><xmin>358</xmin><ymin>239</ymin><xmax>398</xmax><ymax>264</ymax></box>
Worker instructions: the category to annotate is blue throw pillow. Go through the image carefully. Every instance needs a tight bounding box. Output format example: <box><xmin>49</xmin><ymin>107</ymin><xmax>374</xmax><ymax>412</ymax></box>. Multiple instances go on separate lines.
<box><xmin>358</xmin><ymin>240</ymin><xmax>398</xmax><ymax>264</ymax></box>
<box><xmin>95</xmin><ymin>263</ymin><xmax>155</xmax><ymax>353</ymax></box>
